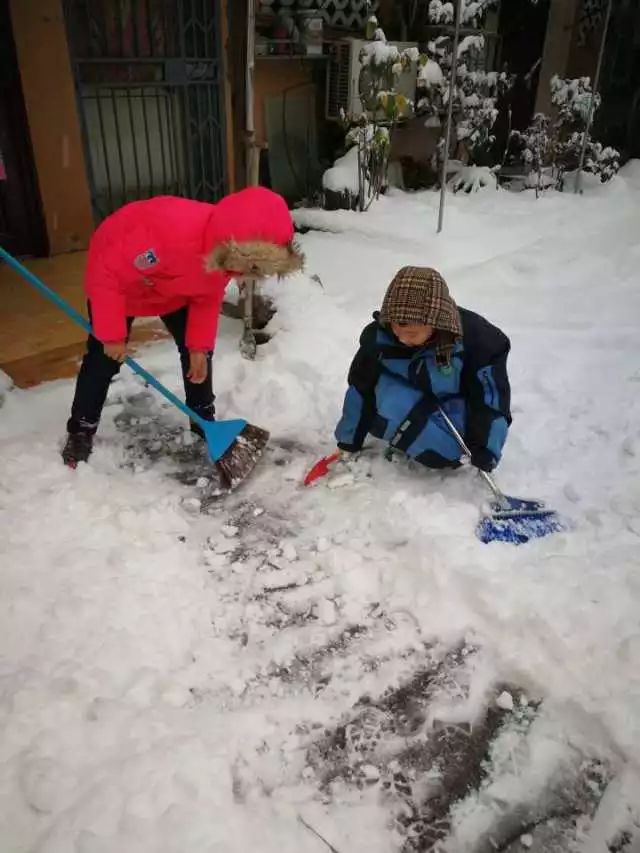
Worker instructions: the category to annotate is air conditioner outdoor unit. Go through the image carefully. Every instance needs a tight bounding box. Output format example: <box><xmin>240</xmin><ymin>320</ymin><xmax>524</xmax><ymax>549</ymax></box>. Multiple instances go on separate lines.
<box><xmin>325</xmin><ymin>38</ymin><xmax>419</xmax><ymax>121</ymax></box>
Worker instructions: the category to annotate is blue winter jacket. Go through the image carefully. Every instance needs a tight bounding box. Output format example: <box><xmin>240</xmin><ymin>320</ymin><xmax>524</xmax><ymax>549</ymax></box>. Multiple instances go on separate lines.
<box><xmin>335</xmin><ymin>308</ymin><xmax>512</xmax><ymax>470</ymax></box>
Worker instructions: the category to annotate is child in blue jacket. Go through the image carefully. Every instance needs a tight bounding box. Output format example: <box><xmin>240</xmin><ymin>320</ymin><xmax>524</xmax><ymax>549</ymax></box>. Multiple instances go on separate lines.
<box><xmin>335</xmin><ymin>266</ymin><xmax>511</xmax><ymax>471</ymax></box>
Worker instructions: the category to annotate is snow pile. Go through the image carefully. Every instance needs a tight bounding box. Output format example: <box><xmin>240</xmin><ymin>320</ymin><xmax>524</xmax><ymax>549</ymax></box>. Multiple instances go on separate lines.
<box><xmin>322</xmin><ymin>145</ymin><xmax>361</xmax><ymax>194</ymax></box>
<box><xmin>449</xmin><ymin>164</ymin><xmax>497</xmax><ymax>192</ymax></box>
<box><xmin>417</xmin><ymin>57</ymin><xmax>444</xmax><ymax>89</ymax></box>
<box><xmin>323</xmin><ymin>125</ymin><xmax>390</xmax><ymax>196</ymax></box>
<box><xmin>2</xmin><ymin>165</ymin><xmax>640</xmax><ymax>850</ymax></box>
<box><xmin>360</xmin><ymin>39</ymin><xmax>400</xmax><ymax>68</ymax></box>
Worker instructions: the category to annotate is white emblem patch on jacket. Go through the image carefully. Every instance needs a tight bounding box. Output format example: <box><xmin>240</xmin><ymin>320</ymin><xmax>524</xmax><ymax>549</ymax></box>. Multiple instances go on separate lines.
<box><xmin>134</xmin><ymin>248</ymin><xmax>159</xmax><ymax>271</ymax></box>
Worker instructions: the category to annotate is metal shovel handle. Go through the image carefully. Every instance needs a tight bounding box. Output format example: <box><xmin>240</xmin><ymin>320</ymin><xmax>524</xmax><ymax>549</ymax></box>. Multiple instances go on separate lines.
<box><xmin>437</xmin><ymin>405</ymin><xmax>506</xmax><ymax>504</ymax></box>
<box><xmin>240</xmin><ymin>279</ymin><xmax>257</xmax><ymax>360</ymax></box>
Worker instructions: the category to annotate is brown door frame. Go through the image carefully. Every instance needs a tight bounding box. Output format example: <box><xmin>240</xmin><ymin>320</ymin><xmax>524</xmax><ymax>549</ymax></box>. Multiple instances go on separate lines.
<box><xmin>0</xmin><ymin>0</ymin><xmax>47</xmax><ymax>257</ymax></box>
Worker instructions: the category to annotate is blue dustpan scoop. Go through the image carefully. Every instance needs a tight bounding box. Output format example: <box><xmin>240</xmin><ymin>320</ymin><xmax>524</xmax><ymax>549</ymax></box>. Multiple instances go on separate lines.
<box><xmin>477</xmin><ymin>495</ymin><xmax>566</xmax><ymax>545</ymax></box>
<box><xmin>201</xmin><ymin>418</ymin><xmax>248</xmax><ymax>461</ymax></box>
<box><xmin>433</xmin><ymin>407</ymin><xmax>565</xmax><ymax>547</ymax></box>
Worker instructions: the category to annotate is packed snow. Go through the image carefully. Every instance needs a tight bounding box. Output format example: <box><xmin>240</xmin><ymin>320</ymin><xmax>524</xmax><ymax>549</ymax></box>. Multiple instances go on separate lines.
<box><xmin>322</xmin><ymin>145</ymin><xmax>361</xmax><ymax>195</ymax></box>
<box><xmin>457</xmin><ymin>35</ymin><xmax>485</xmax><ymax>59</ymax></box>
<box><xmin>2</xmin><ymin>164</ymin><xmax>640</xmax><ymax>851</ymax></box>
<box><xmin>360</xmin><ymin>39</ymin><xmax>401</xmax><ymax>67</ymax></box>
<box><xmin>417</xmin><ymin>57</ymin><xmax>444</xmax><ymax>89</ymax></box>
<box><xmin>449</xmin><ymin>164</ymin><xmax>497</xmax><ymax>193</ymax></box>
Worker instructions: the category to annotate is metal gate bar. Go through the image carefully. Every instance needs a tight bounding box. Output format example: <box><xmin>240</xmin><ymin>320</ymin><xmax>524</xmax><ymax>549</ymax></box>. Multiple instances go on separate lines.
<box><xmin>64</xmin><ymin>0</ymin><xmax>227</xmax><ymax>221</ymax></box>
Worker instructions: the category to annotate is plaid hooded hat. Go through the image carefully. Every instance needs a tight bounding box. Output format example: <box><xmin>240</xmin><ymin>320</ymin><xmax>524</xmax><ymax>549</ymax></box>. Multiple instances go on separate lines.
<box><xmin>379</xmin><ymin>266</ymin><xmax>463</xmax><ymax>365</ymax></box>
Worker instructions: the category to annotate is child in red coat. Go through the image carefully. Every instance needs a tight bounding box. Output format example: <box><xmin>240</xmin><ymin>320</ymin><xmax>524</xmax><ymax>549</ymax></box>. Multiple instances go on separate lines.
<box><xmin>63</xmin><ymin>186</ymin><xmax>303</xmax><ymax>466</ymax></box>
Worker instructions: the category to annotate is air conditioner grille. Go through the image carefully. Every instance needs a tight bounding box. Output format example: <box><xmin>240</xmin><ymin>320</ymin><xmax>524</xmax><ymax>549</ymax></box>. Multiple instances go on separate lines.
<box><xmin>326</xmin><ymin>40</ymin><xmax>352</xmax><ymax>120</ymax></box>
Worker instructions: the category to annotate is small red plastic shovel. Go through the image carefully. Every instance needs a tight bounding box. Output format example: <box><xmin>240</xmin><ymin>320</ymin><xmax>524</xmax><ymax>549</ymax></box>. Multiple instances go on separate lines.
<box><xmin>303</xmin><ymin>452</ymin><xmax>342</xmax><ymax>486</ymax></box>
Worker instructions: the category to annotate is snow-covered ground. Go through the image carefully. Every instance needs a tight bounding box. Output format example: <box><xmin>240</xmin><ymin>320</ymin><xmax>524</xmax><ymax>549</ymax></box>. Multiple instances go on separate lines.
<box><xmin>2</xmin><ymin>166</ymin><xmax>640</xmax><ymax>852</ymax></box>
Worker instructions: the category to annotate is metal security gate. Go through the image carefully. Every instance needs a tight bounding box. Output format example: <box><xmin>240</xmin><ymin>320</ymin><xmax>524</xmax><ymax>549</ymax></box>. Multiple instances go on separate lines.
<box><xmin>64</xmin><ymin>0</ymin><xmax>227</xmax><ymax>221</ymax></box>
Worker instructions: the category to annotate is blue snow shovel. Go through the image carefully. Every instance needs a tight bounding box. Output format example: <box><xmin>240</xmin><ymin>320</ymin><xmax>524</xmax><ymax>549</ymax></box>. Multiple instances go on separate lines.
<box><xmin>438</xmin><ymin>406</ymin><xmax>565</xmax><ymax>545</ymax></box>
<box><xmin>0</xmin><ymin>246</ymin><xmax>269</xmax><ymax>487</ymax></box>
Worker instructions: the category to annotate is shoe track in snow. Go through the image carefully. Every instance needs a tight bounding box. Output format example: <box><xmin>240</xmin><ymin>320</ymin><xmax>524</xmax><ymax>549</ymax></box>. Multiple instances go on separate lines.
<box><xmin>111</xmin><ymin>391</ymin><xmax>636</xmax><ymax>852</ymax></box>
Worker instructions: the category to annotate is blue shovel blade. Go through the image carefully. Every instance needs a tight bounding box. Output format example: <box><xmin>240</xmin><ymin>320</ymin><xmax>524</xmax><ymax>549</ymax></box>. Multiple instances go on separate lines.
<box><xmin>200</xmin><ymin>418</ymin><xmax>248</xmax><ymax>462</ymax></box>
<box><xmin>477</xmin><ymin>494</ymin><xmax>566</xmax><ymax>545</ymax></box>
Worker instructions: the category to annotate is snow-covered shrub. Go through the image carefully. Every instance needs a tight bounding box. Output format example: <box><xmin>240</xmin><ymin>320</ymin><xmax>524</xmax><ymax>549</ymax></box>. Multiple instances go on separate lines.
<box><xmin>326</xmin><ymin>0</ymin><xmax>527</xmax><ymax>203</ymax></box>
<box><xmin>456</xmin><ymin>60</ymin><xmax>512</xmax><ymax>165</ymax></box>
<box><xmin>416</xmin><ymin>27</ymin><xmax>513</xmax><ymax>174</ymax></box>
<box><xmin>556</xmin><ymin>133</ymin><xmax>620</xmax><ymax>184</ymax></box>
<box><xmin>508</xmin><ymin>77</ymin><xmax>620</xmax><ymax>192</ymax></box>
<box><xmin>357</xmin><ymin>26</ymin><xmax>417</xmax><ymax>122</ymax></box>
<box><xmin>346</xmin><ymin>121</ymin><xmax>391</xmax><ymax>205</ymax></box>
<box><xmin>325</xmin><ymin>22</ymin><xmax>422</xmax><ymax>211</ymax></box>
<box><xmin>551</xmin><ymin>75</ymin><xmax>601</xmax><ymax>126</ymax></box>
<box><xmin>428</xmin><ymin>0</ymin><xmax>498</xmax><ymax>27</ymax></box>
<box><xmin>323</xmin><ymin>121</ymin><xmax>390</xmax><ymax>211</ymax></box>
<box><xmin>449</xmin><ymin>164</ymin><xmax>497</xmax><ymax>193</ymax></box>
<box><xmin>511</xmin><ymin>114</ymin><xmax>553</xmax><ymax>169</ymax></box>
<box><xmin>585</xmin><ymin>143</ymin><xmax>620</xmax><ymax>183</ymax></box>
<box><xmin>416</xmin><ymin>49</ymin><xmax>447</xmax><ymax>121</ymax></box>
<box><xmin>550</xmin><ymin>76</ymin><xmax>619</xmax><ymax>183</ymax></box>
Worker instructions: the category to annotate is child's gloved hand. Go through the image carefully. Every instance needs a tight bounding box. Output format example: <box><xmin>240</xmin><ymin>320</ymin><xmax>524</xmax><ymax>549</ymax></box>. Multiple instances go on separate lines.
<box><xmin>336</xmin><ymin>445</ymin><xmax>360</xmax><ymax>457</ymax></box>
<box><xmin>104</xmin><ymin>341</ymin><xmax>128</xmax><ymax>362</ymax></box>
<box><xmin>470</xmin><ymin>448</ymin><xmax>496</xmax><ymax>473</ymax></box>
<box><xmin>188</xmin><ymin>350</ymin><xmax>208</xmax><ymax>384</ymax></box>
<box><xmin>336</xmin><ymin>447</ymin><xmax>363</xmax><ymax>466</ymax></box>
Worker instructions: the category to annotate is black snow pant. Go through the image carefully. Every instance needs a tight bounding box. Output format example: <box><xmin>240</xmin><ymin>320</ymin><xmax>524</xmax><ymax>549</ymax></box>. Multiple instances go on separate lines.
<box><xmin>67</xmin><ymin>306</ymin><xmax>215</xmax><ymax>435</ymax></box>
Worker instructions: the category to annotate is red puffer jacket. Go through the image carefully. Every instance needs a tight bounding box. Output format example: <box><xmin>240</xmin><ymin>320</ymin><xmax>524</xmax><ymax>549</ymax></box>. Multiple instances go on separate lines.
<box><xmin>85</xmin><ymin>187</ymin><xmax>295</xmax><ymax>350</ymax></box>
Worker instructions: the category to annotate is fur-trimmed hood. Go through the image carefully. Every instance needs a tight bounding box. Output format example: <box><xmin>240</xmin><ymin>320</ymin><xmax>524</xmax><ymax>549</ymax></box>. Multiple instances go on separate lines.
<box><xmin>204</xmin><ymin>186</ymin><xmax>304</xmax><ymax>278</ymax></box>
<box><xmin>85</xmin><ymin>189</ymin><xmax>301</xmax><ymax>351</ymax></box>
<box><xmin>206</xmin><ymin>239</ymin><xmax>304</xmax><ymax>278</ymax></box>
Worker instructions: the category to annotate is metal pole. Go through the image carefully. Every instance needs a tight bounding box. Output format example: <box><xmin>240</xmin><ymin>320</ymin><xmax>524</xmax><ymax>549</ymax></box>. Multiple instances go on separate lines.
<box><xmin>574</xmin><ymin>0</ymin><xmax>613</xmax><ymax>194</ymax></box>
<box><xmin>241</xmin><ymin>0</ymin><xmax>258</xmax><ymax>360</ymax></box>
<box><xmin>437</xmin><ymin>405</ymin><xmax>506</xmax><ymax>504</ymax></box>
<box><xmin>245</xmin><ymin>0</ymin><xmax>260</xmax><ymax>185</ymax></box>
<box><xmin>437</xmin><ymin>0</ymin><xmax>462</xmax><ymax>233</ymax></box>
<box><xmin>246</xmin><ymin>0</ymin><xmax>256</xmax><ymax>145</ymax></box>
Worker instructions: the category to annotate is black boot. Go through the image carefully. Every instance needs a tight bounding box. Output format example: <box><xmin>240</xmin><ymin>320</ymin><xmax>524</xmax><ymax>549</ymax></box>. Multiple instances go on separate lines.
<box><xmin>62</xmin><ymin>431</ymin><xmax>94</xmax><ymax>468</ymax></box>
<box><xmin>189</xmin><ymin>401</ymin><xmax>216</xmax><ymax>440</ymax></box>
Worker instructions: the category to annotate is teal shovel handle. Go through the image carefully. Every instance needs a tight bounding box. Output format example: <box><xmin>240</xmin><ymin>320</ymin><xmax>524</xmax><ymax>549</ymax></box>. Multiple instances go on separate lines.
<box><xmin>0</xmin><ymin>245</ymin><xmax>247</xmax><ymax>459</ymax></box>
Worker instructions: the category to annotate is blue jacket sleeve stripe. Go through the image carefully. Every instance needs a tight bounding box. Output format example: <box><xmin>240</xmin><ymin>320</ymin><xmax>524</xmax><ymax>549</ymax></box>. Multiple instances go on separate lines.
<box><xmin>335</xmin><ymin>386</ymin><xmax>365</xmax><ymax>446</ymax></box>
<box><xmin>479</xmin><ymin>365</ymin><xmax>501</xmax><ymax>412</ymax></box>
<box><xmin>460</xmin><ymin>310</ymin><xmax>512</xmax><ymax>470</ymax></box>
<box><xmin>487</xmin><ymin>416</ymin><xmax>509</xmax><ymax>459</ymax></box>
